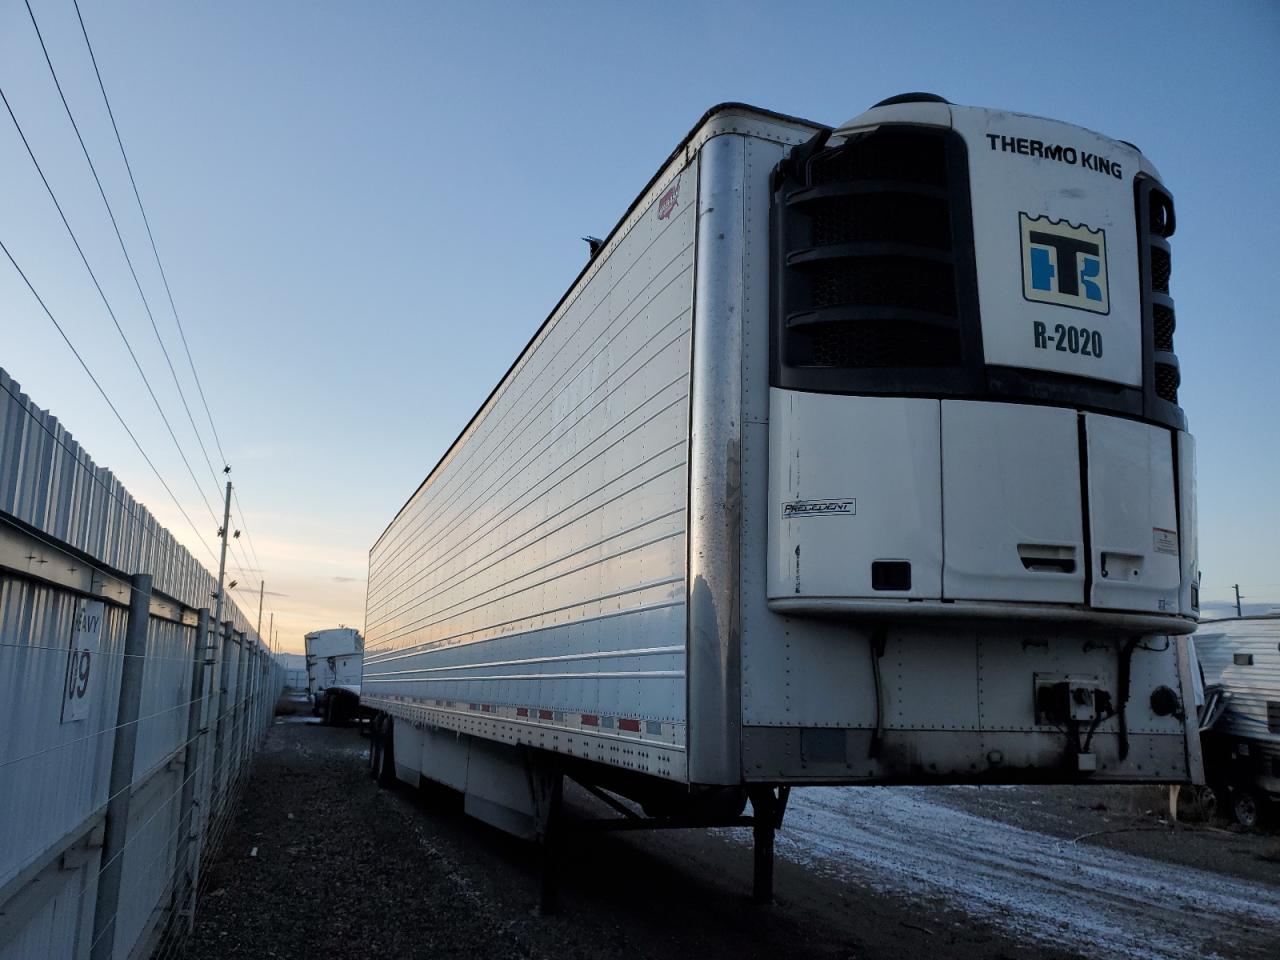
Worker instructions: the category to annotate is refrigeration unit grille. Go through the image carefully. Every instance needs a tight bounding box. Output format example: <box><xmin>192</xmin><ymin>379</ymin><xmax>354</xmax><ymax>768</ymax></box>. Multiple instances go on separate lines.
<box><xmin>771</xmin><ymin>125</ymin><xmax>981</xmax><ymax>393</ymax></box>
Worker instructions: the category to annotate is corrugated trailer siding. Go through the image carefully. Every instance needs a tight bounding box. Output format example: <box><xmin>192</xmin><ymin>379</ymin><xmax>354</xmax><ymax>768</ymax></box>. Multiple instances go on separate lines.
<box><xmin>1196</xmin><ymin>618</ymin><xmax>1280</xmax><ymax>745</ymax></box>
<box><xmin>365</xmin><ymin>161</ymin><xmax>698</xmax><ymax>732</ymax></box>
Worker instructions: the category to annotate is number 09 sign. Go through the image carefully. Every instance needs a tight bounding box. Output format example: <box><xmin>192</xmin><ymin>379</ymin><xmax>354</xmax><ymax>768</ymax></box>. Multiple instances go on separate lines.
<box><xmin>62</xmin><ymin>599</ymin><xmax>105</xmax><ymax>723</ymax></box>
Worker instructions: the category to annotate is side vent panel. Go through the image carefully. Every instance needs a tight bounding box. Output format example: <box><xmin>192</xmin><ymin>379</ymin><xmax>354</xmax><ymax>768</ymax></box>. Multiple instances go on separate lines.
<box><xmin>1136</xmin><ymin>178</ymin><xmax>1184</xmax><ymax>424</ymax></box>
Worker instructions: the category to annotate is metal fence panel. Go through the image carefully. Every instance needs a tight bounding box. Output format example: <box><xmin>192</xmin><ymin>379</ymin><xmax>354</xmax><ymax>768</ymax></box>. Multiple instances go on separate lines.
<box><xmin>0</xmin><ymin>368</ymin><xmax>285</xmax><ymax>960</ymax></box>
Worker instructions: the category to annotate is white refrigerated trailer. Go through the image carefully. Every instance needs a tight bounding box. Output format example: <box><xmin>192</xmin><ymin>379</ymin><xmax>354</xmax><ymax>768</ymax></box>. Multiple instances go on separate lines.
<box><xmin>363</xmin><ymin>95</ymin><xmax>1202</xmax><ymax>901</ymax></box>
<box><xmin>305</xmin><ymin>627</ymin><xmax>364</xmax><ymax>723</ymax></box>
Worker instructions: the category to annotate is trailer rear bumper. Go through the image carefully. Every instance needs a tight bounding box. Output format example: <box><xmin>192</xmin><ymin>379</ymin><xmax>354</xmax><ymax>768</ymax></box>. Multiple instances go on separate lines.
<box><xmin>741</xmin><ymin>726</ymin><xmax>1193</xmax><ymax>785</ymax></box>
<box><xmin>768</xmin><ymin>597</ymin><xmax>1196</xmax><ymax>635</ymax></box>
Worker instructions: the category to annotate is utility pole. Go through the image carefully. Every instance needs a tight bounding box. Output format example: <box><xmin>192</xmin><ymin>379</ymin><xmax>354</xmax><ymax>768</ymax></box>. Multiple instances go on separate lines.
<box><xmin>268</xmin><ymin>612</ymin><xmax>274</xmax><ymax>656</ymax></box>
<box><xmin>256</xmin><ymin>580</ymin><xmax>265</xmax><ymax>644</ymax></box>
<box><xmin>213</xmin><ymin>481</ymin><xmax>232</xmax><ymax>629</ymax></box>
<box><xmin>1234</xmin><ymin>584</ymin><xmax>1243</xmax><ymax>618</ymax></box>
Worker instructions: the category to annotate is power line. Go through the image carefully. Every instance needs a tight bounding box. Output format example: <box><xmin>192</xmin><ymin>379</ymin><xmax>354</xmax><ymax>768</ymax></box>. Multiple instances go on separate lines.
<box><xmin>232</xmin><ymin>487</ymin><xmax>266</xmax><ymax>576</ymax></box>
<box><xmin>19</xmin><ymin>4</ymin><xmax>272</xmax><ymax>619</ymax></box>
<box><xmin>71</xmin><ymin>0</ymin><xmax>229</xmax><ymax>471</ymax></box>
<box><xmin>70</xmin><ymin>0</ymin><xmax>272</xmax><ymax>603</ymax></box>
<box><xmin>22</xmin><ymin>0</ymin><xmax>226</xmax><ymax>508</ymax></box>
<box><xmin>0</xmin><ymin>237</ymin><xmax>219</xmax><ymax>566</ymax></box>
<box><xmin>0</xmin><ymin>84</ymin><xmax>220</xmax><ymax>531</ymax></box>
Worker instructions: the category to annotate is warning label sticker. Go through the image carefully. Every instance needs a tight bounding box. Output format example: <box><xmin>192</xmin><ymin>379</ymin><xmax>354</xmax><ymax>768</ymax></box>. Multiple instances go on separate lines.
<box><xmin>1153</xmin><ymin>527</ymin><xmax>1179</xmax><ymax>556</ymax></box>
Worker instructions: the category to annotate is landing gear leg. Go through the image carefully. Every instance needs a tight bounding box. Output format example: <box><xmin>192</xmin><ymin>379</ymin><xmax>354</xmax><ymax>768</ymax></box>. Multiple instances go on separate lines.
<box><xmin>748</xmin><ymin>786</ymin><xmax>789</xmax><ymax>904</ymax></box>
<box><xmin>532</xmin><ymin>762</ymin><xmax>563</xmax><ymax>915</ymax></box>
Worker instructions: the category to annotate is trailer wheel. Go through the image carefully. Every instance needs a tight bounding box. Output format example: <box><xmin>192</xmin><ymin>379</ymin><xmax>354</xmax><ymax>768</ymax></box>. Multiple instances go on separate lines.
<box><xmin>1231</xmin><ymin>787</ymin><xmax>1268</xmax><ymax>830</ymax></box>
<box><xmin>1175</xmin><ymin>784</ymin><xmax>1220</xmax><ymax>823</ymax></box>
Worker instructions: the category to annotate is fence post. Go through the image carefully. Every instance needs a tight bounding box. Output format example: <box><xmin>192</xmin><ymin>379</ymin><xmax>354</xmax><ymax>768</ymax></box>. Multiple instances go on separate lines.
<box><xmin>233</xmin><ymin>631</ymin><xmax>248</xmax><ymax>781</ymax></box>
<box><xmin>176</xmin><ymin>608</ymin><xmax>210</xmax><ymax>931</ymax></box>
<box><xmin>89</xmin><ymin>572</ymin><xmax>152</xmax><ymax>960</ymax></box>
<box><xmin>212</xmin><ymin>621</ymin><xmax>233</xmax><ymax>818</ymax></box>
<box><xmin>250</xmin><ymin>646</ymin><xmax>261</xmax><ymax>747</ymax></box>
<box><xmin>193</xmin><ymin>619</ymin><xmax>220</xmax><ymax>850</ymax></box>
<box><xmin>260</xmin><ymin>652</ymin><xmax>270</xmax><ymax>742</ymax></box>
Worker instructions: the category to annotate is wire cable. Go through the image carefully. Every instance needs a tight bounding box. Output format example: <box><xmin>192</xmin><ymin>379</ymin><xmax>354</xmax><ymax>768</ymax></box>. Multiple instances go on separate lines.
<box><xmin>0</xmin><ymin>236</ymin><xmax>219</xmax><ymax>566</ymax></box>
<box><xmin>70</xmin><ymin>1</ymin><xmax>276</xmax><ymax>614</ymax></box>
<box><xmin>70</xmin><ymin>0</ymin><xmax>229</xmax><ymax>472</ymax></box>
<box><xmin>0</xmin><ymin>84</ymin><xmax>219</xmax><ymax>533</ymax></box>
<box><xmin>22</xmin><ymin>0</ymin><xmax>226</xmax><ymax>514</ymax></box>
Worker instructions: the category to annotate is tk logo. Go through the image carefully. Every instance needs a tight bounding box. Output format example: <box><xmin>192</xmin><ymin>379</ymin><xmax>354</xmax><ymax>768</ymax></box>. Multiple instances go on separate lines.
<box><xmin>1019</xmin><ymin>214</ymin><xmax>1109</xmax><ymax>315</ymax></box>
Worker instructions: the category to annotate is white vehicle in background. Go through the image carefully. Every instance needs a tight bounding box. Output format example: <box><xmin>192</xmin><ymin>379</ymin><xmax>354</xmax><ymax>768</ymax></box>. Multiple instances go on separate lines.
<box><xmin>304</xmin><ymin>627</ymin><xmax>364</xmax><ymax>725</ymax></box>
<box><xmin>362</xmin><ymin>94</ymin><xmax>1202</xmax><ymax>904</ymax></box>
<box><xmin>1194</xmin><ymin>616</ymin><xmax>1280</xmax><ymax>827</ymax></box>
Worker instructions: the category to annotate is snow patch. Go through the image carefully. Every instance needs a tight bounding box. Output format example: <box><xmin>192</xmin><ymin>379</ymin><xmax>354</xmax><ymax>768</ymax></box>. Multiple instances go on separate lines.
<box><xmin>728</xmin><ymin>787</ymin><xmax>1280</xmax><ymax>960</ymax></box>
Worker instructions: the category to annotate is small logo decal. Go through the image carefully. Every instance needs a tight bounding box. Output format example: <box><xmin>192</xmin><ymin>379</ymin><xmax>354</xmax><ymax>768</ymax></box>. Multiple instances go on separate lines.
<box><xmin>658</xmin><ymin>176</ymin><xmax>680</xmax><ymax>220</ymax></box>
<box><xmin>1020</xmin><ymin>213</ymin><xmax>1109</xmax><ymax>314</ymax></box>
<box><xmin>783</xmin><ymin>498</ymin><xmax>855</xmax><ymax>519</ymax></box>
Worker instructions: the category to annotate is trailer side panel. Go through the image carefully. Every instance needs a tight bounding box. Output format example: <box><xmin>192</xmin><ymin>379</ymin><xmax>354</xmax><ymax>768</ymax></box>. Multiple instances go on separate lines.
<box><xmin>363</xmin><ymin>160</ymin><xmax>699</xmax><ymax>780</ymax></box>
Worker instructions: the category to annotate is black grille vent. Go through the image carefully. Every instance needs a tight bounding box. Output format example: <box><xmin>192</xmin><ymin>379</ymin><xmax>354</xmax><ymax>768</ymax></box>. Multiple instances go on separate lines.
<box><xmin>1150</xmin><ymin>248</ymin><xmax>1171</xmax><ymax>293</ymax></box>
<box><xmin>809</xmin><ymin>321</ymin><xmax>961</xmax><ymax>369</ymax></box>
<box><xmin>1153</xmin><ymin>303</ymin><xmax>1175</xmax><ymax>351</ymax></box>
<box><xmin>1154</xmin><ymin>363</ymin><xmax>1180</xmax><ymax>403</ymax></box>
<box><xmin>808</xmin><ymin>257</ymin><xmax>956</xmax><ymax>315</ymax></box>
<box><xmin>809</xmin><ymin>139</ymin><xmax>947</xmax><ymax>188</ymax></box>
<box><xmin>1135</xmin><ymin>177</ymin><xmax>1183</xmax><ymax>419</ymax></box>
<box><xmin>811</xmin><ymin>193</ymin><xmax>951</xmax><ymax>249</ymax></box>
<box><xmin>772</xmin><ymin>125</ymin><xmax>980</xmax><ymax>393</ymax></box>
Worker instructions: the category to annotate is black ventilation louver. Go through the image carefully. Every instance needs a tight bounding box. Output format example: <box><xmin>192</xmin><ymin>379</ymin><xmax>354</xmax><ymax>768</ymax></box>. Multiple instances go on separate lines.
<box><xmin>1136</xmin><ymin>178</ymin><xmax>1182</xmax><ymax>413</ymax></box>
<box><xmin>771</xmin><ymin>125</ymin><xmax>983</xmax><ymax>395</ymax></box>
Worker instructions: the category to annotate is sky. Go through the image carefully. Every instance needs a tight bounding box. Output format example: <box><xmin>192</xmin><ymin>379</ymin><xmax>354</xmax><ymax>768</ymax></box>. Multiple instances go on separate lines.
<box><xmin>1</xmin><ymin>1</ymin><xmax>1277</xmax><ymax>652</ymax></box>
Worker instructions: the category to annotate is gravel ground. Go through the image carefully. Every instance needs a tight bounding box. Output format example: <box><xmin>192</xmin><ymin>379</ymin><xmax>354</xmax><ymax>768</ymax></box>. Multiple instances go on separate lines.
<box><xmin>181</xmin><ymin>718</ymin><xmax>533</xmax><ymax>959</ymax></box>
<box><xmin>180</xmin><ymin>717</ymin><xmax>1278</xmax><ymax>960</ymax></box>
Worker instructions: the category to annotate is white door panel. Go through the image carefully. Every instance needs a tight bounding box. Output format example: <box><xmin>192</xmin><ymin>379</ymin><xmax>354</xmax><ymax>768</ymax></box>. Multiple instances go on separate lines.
<box><xmin>1085</xmin><ymin>414</ymin><xmax>1180</xmax><ymax>613</ymax></box>
<box><xmin>942</xmin><ymin>401</ymin><xmax>1084</xmax><ymax>602</ymax></box>
<box><xmin>767</xmin><ymin>391</ymin><xmax>942</xmax><ymax>599</ymax></box>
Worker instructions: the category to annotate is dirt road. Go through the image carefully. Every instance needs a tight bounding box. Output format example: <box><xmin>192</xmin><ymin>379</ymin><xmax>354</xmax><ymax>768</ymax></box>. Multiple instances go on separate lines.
<box><xmin>181</xmin><ymin>720</ymin><xmax>1278</xmax><ymax>960</ymax></box>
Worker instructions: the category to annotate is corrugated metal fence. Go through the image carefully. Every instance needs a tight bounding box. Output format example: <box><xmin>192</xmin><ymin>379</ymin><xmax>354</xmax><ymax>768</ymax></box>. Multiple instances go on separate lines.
<box><xmin>0</xmin><ymin>369</ymin><xmax>283</xmax><ymax>959</ymax></box>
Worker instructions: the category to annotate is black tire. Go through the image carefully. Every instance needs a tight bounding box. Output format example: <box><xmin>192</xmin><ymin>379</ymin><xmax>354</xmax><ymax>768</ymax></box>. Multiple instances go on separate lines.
<box><xmin>1232</xmin><ymin>787</ymin><xmax>1269</xmax><ymax>829</ymax></box>
<box><xmin>321</xmin><ymin>693</ymin><xmax>333</xmax><ymax>726</ymax></box>
<box><xmin>1176</xmin><ymin>784</ymin><xmax>1220</xmax><ymax>823</ymax></box>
